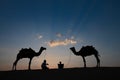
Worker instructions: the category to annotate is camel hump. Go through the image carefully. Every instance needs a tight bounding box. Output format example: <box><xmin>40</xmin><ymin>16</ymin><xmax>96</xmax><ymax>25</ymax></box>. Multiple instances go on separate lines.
<box><xmin>81</xmin><ymin>45</ymin><xmax>95</xmax><ymax>50</ymax></box>
<box><xmin>87</xmin><ymin>45</ymin><xmax>100</xmax><ymax>56</ymax></box>
<box><xmin>81</xmin><ymin>45</ymin><xmax>99</xmax><ymax>55</ymax></box>
<box><xmin>19</xmin><ymin>48</ymin><xmax>35</xmax><ymax>53</ymax></box>
<box><xmin>84</xmin><ymin>45</ymin><xmax>96</xmax><ymax>51</ymax></box>
<box><xmin>85</xmin><ymin>45</ymin><xmax>94</xmax><ymax>48</ymax></box>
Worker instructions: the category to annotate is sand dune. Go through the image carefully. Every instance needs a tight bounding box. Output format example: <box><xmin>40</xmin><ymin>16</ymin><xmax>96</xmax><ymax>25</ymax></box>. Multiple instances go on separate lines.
<box><xmin>0</xmin><ymin>67</ymin><xmax>119</xmax><ymax>80</ymax></box>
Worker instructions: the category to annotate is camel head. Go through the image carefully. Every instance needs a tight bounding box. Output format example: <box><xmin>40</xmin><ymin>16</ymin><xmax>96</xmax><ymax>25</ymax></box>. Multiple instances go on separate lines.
<box><xmin>70</xmin><ymin>47</ymin><xmax>75</xmax><ymax>51</ymax></box>
<box><xmin>40</xmin><ymin>46</ymin><xmax>46</xmax><ymax>51</ymax></box>
<box><xmin>70</xmin><ymin>47</ymin><xmax>77</xmax><ymax>54</ymax></box>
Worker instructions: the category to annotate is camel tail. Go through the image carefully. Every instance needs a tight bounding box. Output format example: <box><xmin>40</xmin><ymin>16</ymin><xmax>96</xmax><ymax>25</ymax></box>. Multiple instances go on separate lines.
<box><xmin>98</xmin><ymin>54</ymin><xmax>100</xmax><ymax>57</ymax></box>
<box><xmin>96</xmin><ymin>50</ymin><xmax>100</xmax><ymax>57</ymax></box>
<box><xmin>97</xmin><ymin>52</ymin><xmax>100</xmax><ymax>57</ymax></box>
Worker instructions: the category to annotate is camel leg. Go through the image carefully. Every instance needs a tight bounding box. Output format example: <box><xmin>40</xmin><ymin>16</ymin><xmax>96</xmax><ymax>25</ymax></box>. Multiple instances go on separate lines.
<box><xmin>12</xmin><ymin>63</ymin><xmax>14</xmax><ymax>70</ymax></box>
<box><xmin>94</xmin><ymin>55</ymin><xmax>100</xmax><ymax>67</ymax></box>
<box><xmin>28</xmin><ymin>58</ymin><xmax>32</xmax><ymax>70</ymax></box>
<box><xmin>82</xmin><ymin>56</ymin><xmax>86</xmax><ymax>68</ymax></box>
<box><xmin>12</xmin><ymin>58</ymin><xmax>19</xmax><ymax>70</ymax></box>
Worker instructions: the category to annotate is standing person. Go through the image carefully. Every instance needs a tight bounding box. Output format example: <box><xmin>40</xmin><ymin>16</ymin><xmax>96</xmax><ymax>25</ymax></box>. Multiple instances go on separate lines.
<box><xmin>58</xmin><ymin>61</ymin><xmax>64</xmax><ymax>69</ymax></box>
<box><xmin>41</xmin><ymin>60</ymin><xmax>49</xmax><ymax>70</ymax></box>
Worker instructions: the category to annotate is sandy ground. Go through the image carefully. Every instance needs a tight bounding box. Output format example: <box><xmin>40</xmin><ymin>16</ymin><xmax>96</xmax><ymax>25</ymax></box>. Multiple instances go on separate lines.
<box><xmin>0</xmin><ymin>67</ymin><xmax>120</xmax><ymax>80</ymax></box>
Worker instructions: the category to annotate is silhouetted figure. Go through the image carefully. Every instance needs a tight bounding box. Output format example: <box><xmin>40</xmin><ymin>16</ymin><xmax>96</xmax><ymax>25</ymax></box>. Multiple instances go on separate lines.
<box><xmin>41</xmin><ymin>60</ymin><xmax>49</xmax><ymax>70</ymax></box>
<box><xmin>12</xmin><ymin>47</ymin><xmax>46</xmax><ymax>70</ymax></box>
<box><xmin>58</xmin><ymin>61</ymin><xmax>64</xmax><ymax>69</ymax></box>
<box><xmin>70</xmin><ymin>45</ymin><xmax>100</xmax><ymax>67</ymax></box>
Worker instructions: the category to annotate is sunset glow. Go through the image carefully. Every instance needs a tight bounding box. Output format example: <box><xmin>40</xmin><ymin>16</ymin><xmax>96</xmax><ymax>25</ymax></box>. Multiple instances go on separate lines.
<box><xmin>0</xmin><ymin>0</ymin><xmax>120</xmax><ymax>71</ymax></box>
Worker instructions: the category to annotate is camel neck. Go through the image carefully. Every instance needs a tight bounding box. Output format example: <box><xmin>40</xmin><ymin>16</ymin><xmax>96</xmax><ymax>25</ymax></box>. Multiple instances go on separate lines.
<box><xmin>71</xmin><ymin>48</ymin><xmax>77</xmax><ymax>54</ymax></box>
<box><xmin>35</xmin><ymin>49</ymin><xmax>43</xmax><ymax>56</ymax></box>
<box><xmin>71</xmin><ymin>48</ymin><xmax>80</xmax><ymax>55</ymax></box>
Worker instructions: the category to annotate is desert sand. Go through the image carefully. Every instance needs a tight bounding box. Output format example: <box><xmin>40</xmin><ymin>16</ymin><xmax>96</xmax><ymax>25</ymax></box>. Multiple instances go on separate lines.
<box><xmin>0</xmin><ymin>67</ymin><xmax>119</xmax><ymax>80</ymax></box>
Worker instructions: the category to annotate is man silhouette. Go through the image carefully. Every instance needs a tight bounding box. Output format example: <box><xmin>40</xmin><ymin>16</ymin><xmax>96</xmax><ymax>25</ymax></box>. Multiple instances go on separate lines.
<box><xmin>41</xmin><ymin>60</ymin><xmax>49</xmax><ymax>70</ymax></box>
<box><xmin>58</xmin><ymin>61</ymin><xmax>64</xmax><ymax>69</ymax></box>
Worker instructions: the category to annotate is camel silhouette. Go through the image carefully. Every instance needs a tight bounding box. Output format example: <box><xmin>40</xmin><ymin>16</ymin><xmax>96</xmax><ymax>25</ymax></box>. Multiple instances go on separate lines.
<box><xmin>12</xmin><ymin>47</ymin><xmax>46</xmax><ymax>70</ymax></box>
<box><xmin>70</xmin><ymin>45</ymin><xmax>100</xmax><ymax>67</ymax></box>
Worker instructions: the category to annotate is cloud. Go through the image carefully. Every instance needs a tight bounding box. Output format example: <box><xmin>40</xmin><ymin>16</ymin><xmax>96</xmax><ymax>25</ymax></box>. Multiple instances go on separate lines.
<box><xmin>47</xmin><ymin>39</ymin><xmax>77</xmax><ymax>47</ymax></box>
<box><xmin>56</xmin><ymin>33</ymin><xmax>62</xmax><ymax>37</ymax></box>
<box><xmin>38</xmin><ymin>35</ymin><xmax>43</xmax><ymax>39</ymax></box>
<box><xmin>71</xmin><ymin>36</ymin><xmax>74</xmax><ymax>39</ymax></box>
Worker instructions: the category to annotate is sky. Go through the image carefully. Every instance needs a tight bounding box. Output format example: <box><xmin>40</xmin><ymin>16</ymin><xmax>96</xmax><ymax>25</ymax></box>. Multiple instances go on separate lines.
<box><xmin>0</xmin><ymin>0</ymin><xmax>120</xmax><ymax>71</ymax></box>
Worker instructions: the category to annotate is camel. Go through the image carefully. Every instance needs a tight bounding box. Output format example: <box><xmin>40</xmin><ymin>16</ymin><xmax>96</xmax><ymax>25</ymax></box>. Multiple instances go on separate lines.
<box><xmin>12</xmin><ymin>47</ymin><xmax>46</xmax><ymax>70</ymax></box>
<box><xmin>70</xmin><ymin>45</ymin><xmax>100</xmax><ymax>67</ymax></box>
